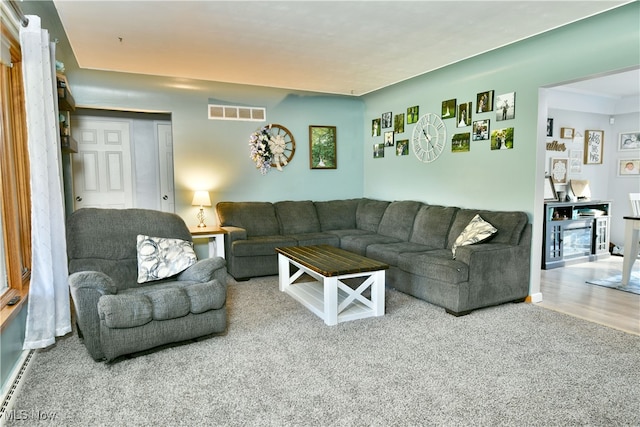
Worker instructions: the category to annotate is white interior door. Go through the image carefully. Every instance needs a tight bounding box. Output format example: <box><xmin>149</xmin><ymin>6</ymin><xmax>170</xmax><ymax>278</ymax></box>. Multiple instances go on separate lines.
<box><xmin>72</xmin><ymin>117</ymin><xmax>134</xmax><ymax>209</ymax></box>
<box><xmin>156</xmin><ymin>121</ymin><xmax>175</xmax><ymax>212</ymax></box>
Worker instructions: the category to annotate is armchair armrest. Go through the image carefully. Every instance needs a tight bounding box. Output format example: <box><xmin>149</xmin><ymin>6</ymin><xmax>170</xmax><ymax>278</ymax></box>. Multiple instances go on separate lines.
<box><xmin>178</xmin><ymin>257</ymin><xmax>227</xmax><ymax>285</ymax></box>
<box><xmin>221</xmin><ymin>226</ymin><xmax>247</xmax><ymax>257</ymax></box>
<box><xmin>68</xmin><ymin>271</ymin><xmax>117</xmax><ymax>361</ymax></box>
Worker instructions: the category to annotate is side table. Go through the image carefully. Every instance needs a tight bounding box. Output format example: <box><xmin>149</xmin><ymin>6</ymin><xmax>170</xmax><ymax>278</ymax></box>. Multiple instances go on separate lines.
<box><xmin>188</xmin><ymin>226</ymin><xmax>226</xmax><ymax>259</ymax></box>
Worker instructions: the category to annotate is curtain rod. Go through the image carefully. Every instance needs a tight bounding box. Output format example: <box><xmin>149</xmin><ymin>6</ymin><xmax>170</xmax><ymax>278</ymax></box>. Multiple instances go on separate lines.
<box><xmin>8</xmin><ymin>0</ymin><xmax>29</xmax><ymax>27</ymax></box>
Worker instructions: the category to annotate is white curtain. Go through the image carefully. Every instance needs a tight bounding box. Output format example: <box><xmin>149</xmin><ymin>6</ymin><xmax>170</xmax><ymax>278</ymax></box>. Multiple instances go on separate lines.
<box><xmin>20</xmin><ymin>15</ymin><xmax>71</xmax><ymax>349</ymax></box>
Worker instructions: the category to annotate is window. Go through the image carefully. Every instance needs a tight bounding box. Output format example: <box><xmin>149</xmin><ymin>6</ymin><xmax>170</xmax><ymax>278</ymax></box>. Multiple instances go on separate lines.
<box><xmin>0</xmin><ymin>21</ymin><xmax>31</xmax><ymax>310</ymax></box>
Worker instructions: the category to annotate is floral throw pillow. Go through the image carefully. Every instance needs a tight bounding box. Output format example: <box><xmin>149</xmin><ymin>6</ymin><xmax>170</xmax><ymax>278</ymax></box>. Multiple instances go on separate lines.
<box><xmin>137</xmin><ymin>235</ymin><xmax>197</xmax><ymax>283</ymax></box>
<box><xmin>451</xmin><ymin>214</ymin><xmax>497</xmax><ymax>259</ymax></box>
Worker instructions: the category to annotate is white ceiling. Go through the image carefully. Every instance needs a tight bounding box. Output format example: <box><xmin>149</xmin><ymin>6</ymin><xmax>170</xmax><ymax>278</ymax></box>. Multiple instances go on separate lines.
<box><xmin>52</xmin><ymin>0</ymin><xmax>633</xmax><ymax>96</ymax></box>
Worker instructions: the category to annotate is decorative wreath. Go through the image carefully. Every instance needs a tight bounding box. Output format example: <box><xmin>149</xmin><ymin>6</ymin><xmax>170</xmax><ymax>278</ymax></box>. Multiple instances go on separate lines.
<box><xmin>249</xmin><ymin>124</ymin><xmax>295</xmax><ymax>175</ymax></box>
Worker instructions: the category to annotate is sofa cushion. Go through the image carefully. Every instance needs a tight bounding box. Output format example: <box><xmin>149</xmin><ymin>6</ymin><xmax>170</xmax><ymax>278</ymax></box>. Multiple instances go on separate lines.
<box><xmin>340</xmin><ymin>234</ymin><xmax>401</xmax><ymax>256</ymax></box>
<box><xmin>377</xmin><ymin>200</ymin><xmax>423</xmax><ymax>240</ymax></box>
<box><xmin>136</xmin><ymin>235</ymin><xmax>197</xmax><ymax>283</ymax></box>
<box><xmin>398</xmin><ymin>250</ymin><xmax>469</xmax><ymax>284</ymax></box>
<box><xmin>216</xmin><ymin>202</ymin><xmax>280</xmax><ymax>237</ymax></box>
<box><xmin>356</xmin><ymin>199</ymin><xmax>390</xmax><ymax>232</ymax></box>
<box><xmin>410</xmin><ymin>205</ymin><xmax>459</xmax><ymax>249</ymax></box>
<box><xmin>146</xmin><ymin>287</ymin><xmax>191</xmax><ymax>320</ymax></box>
<box><xmin>366</xmin><ymin>242</ymin><xmax>432</xmax><ymax>266</ymax></box>
<box><xmin>451</xmin><ymin>214</ymin><xmax>497</xmax><ymax>259</ymax></box>
<box><xmin>98</xmin><ymin>294</ymin><xmax>153</xmax><ymax>328</ymax></box>
<box><xmin>231</xmin><ymin>235</ymin><xmax>297</xmax><ymax>257</ymax></box>
<box><xmin>314</xmin><ymin>199</ymin><xmax>359</xmax><ymax>230</ymax></box>
<box><xmin>275</xmin><ymin>201</ymin><xmax>321</xmax><ymax>234</ymax></box>
<box><xmin>285</xmin><ymin>232</ymin><xmax>340</xmax><ymax>247</ymax></box>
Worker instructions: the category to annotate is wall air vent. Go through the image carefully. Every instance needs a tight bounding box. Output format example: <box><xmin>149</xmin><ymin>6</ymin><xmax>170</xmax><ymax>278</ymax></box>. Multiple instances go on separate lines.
<box><xmin>208</xmin><ymin>104</ymin><xmax>266</xmax><ymax>122</ymax></box>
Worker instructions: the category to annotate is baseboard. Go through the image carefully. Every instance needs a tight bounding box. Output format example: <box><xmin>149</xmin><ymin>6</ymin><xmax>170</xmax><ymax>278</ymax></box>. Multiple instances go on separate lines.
<box><xmin>0</xmin><ymin>349</ymin><xmax>35</xmax><ymax>417</ymax></box>
<box><xmin>527</xmin><ymin>292</ymin><xmax>543</xmax><ymax>303</ymax></box>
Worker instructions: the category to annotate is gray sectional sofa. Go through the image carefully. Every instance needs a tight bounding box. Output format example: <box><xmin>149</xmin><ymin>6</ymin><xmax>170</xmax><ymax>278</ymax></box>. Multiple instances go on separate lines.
<box><xmin>216</xmin><ymin>199</ymin><xmax>531</xmax><ymax>316</ymax></box>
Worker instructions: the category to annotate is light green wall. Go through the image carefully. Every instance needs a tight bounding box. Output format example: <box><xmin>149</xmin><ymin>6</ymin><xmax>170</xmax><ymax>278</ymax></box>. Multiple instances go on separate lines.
<box><xmin>66</xmin><ymin>71</ymin><xmax>365</xmax><ymax>223</ymax></box>
<box><xmin>361</xmin><ymin>2</ymin><xmax>639</xmax><ymax>214</ymax></box>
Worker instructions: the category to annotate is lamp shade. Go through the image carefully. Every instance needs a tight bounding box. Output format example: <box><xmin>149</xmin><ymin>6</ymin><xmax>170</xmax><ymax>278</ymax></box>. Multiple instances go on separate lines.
<box><xmin>191</xmin><ymin>191</ymin><xmax>212</xmax><ymax>207</ymax></box>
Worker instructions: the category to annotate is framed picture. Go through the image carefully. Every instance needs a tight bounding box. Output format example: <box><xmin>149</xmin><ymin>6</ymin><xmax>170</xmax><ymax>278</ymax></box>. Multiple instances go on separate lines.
<box><xmin>544</xmin><ymin>176</ymin><xmax>558</xmax><ymax>201</ymax></box>
<box><xmin>383</xmin><ymin>131</ymin><xmax>394</xmax><ymax>147</ymax></box>
<box><xmin>406</xmin><ymin>106</ymin><xmax>419</xmax><ymax>124</ymax></box>
<box><xmin>381</xmin><ymin>112</ymin><xmax>392</xmax><ymax>128</ymax></box>
<box><xmin>441</xmin><ymin>99</ymin><xmax>456</xmax><ymax>119</ymax></box>
<box><xmin>373</xmin><ymin>143</ymin><xmax>384</xmax><ymax>158</ymax></box>
<box><xmin>476</xmin><ymin>90</ymin><xmax>494</xmax><ymax>113</ymax></box>
<box><xmin>560</xmin><ymin>127</ymin><xmax>574</xmax><ymax>139</ymax></box>
<box><xmin>618</xmin><ymin>158</ymin><xmax>640</xmax><ymax>176</ymax></box>
<box><xmin>396</xmin><ymin>139</ymin><xmax>409</xmax><ymax>156</ymax></box>
<box><xmin>490</xmin><ymin>127</ymin><xmax>514</xmax><ymax>150</ymax></box>
<box><xmin>550</xmin><ymin>158</ymin><xmax>569</xmax><ymax>184</ymax></box>
<box><xmin>618</xmin><ymin>131</ymin><xmax>640</xmax><ymax>150</ymax></box>
<box><xmin>495</xmin><ymin>92</ymin><xmax>515</xmax><ymax>121</ymax></box>
<box><xmin>451</xmin><ymin>132</ymin><xmax>470</xmax><ymax>153</ymax></box>
<box><xmin>472</xmin><ymin>119</ymin><xmax>490</xmax><ymax>141</ymax></box>
<box><xmin>371</xmin><ymin>118</ymin><xmax>381</xmax><ymax>137</ymax></box>
<box><xmin>309</xmin><ymin>125</ymin><xmax>337</xmax><ymax>169</ymax></box>
<box><xmin>546</xmin><ymin>118</ymin><xmax>553</xmax><ymax>137</ymax></box>
<box><xmin>584</xmin><ymin>129</ymin><xmax>604</xmax><ymax>164</ymax></box>
<box><xmin>457</xmin><ymin>102</ymin><xmax>471</xmax><ymax>128</ymax></box>
<box><xmin>569</xmin><ymin>150</ymin><xmax>583</xmax><ymax>174</ymax></box>
<box><xmin>394</xmin><ymin>113</ymin><xmax>405</xmax><ymax>134</ymax></box>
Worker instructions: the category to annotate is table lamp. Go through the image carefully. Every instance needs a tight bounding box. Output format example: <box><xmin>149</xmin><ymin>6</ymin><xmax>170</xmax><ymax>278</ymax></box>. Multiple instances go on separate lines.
<box><xmin>192</xmin><ymin>191</ymin><xmax>212</xmax><ymax>228</ymax></box>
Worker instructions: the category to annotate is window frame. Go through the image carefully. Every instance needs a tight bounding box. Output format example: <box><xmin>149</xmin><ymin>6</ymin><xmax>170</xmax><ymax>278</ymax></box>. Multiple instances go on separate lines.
<box><xmin>0</xmin><ymin>20</ymin><xmax>32</xmax><ymax>327</ymax></box>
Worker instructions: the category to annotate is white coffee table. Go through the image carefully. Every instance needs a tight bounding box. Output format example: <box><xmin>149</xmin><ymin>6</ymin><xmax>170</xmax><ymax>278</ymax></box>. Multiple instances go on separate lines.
<box><xmin>276</xmin><ymin>245</ymin><xmax>388</xmax><ymax>326</ymax></box>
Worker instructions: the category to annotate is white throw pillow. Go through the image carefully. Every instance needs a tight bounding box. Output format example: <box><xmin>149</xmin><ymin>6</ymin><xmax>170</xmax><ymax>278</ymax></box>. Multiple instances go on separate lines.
<box><xmin>136</xmin><ymin>235</ymin><xmax>197</xmax><ymax>283</ymax></box>
<box><xmin>451</xmin><ymin>214</ymin><xmax>497</xmax><ymax>259</ymax></box>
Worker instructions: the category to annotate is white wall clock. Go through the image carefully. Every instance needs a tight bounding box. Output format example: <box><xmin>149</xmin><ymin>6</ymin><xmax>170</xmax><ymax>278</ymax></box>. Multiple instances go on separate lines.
<box><xmin>411</xmin><ymin>113</ymin><xmax>446</xmax><ymax>163</ymax></box>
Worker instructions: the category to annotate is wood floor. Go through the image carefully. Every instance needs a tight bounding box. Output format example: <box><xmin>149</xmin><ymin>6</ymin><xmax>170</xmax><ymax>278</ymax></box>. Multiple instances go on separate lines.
<box><xmin>537</xmin><ymin>255</ymin><xmax>640</xmax><ymax>335</ymax></box>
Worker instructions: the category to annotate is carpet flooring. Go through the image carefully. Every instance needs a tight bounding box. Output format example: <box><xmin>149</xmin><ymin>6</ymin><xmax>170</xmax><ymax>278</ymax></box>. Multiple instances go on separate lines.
<box><xmin>586</xmin><ymin>271</ymin><xmax>640</xmax><ymax>295</ymax></box>
<box><xmin>5</xmin><ymin>276</ymin><xmax>640</xmax><ymax>426</ymax></box>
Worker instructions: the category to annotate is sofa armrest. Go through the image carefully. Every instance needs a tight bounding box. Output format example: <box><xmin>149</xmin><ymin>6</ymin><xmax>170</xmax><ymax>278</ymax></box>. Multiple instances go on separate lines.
<box><xmin>222</xmin><ymin>226</ymin><xmax>247</xmax><ymax>241</ymax></box>
<box><xmin>456</xmin><ymin>242</ymin><xmax>530</xmax><ymax>305</ymax></box>
<box><xmin>68</xmin><ymin>271</ymin><xmax>117</xmax><ymax>361</ymax></box>
<box><xmin>177</xmin><ymin>257</ymin><xmax>227</xmax><ymax>285</ymax></box>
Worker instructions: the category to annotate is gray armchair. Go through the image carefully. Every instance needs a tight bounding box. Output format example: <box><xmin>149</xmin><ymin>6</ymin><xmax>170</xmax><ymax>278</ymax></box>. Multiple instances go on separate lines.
<box><xmin>66</xmin><ymin>208</ymin><xmax>227</xmax><ymax>362</ymax></box>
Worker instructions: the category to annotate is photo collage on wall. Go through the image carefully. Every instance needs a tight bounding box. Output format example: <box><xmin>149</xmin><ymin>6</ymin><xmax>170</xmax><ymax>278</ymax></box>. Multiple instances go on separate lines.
<box><xmin>371</xmin><ymin>90</ymin><xmax>516</xmax><ymax>159</ymax></box>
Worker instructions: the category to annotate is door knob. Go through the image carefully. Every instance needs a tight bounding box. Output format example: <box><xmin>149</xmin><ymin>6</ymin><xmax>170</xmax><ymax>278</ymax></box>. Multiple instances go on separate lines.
<box><xmin>162</xmin><ymin>195</ymin><xmax>168</xmax><ymax>200</ymax></box>
<box><xmin>75</xmin><ymin>196</ymin><xmax>82</xmax><ymax>202</ymax></box>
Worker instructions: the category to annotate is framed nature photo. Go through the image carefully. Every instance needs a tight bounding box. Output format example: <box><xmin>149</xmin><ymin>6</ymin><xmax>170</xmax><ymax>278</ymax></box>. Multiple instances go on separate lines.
<box><xmin>618</xmin><ymin>158</ymin><xmax>640</xmax><ymax>176</ymax></box>
<box><xmin>394</xmin><ymin>113</ymin><xmax>405</xmax><ymax>134</ymax></box>
<box><xmin>472</xmin><ymin>119</ymin><xmax>490</xmax><ymax>141</ymax></box>
<box><xmin>495</xmin><ymin>92</ymin><xmax>515</xmax><ymax>121</ymax></box>
<box><xmin>618</xmin><ymin>131</ymin><xmax>640</xmax><ymax>150</ymax></box>
<box><xmin>309</xmin><ymin>125</ymin><xmax>337</xmax><ymax>169</ymax></box>
<box><xmin>407</xmin><ymin>106</ymin><xmax>419</xmax><ymax>124</ymax></box>
<box><xmin>584</xmin><ymin>129</ymin><xmax>604</xmax><ymax>164</ymax></box>
<box><xmin>476</xmin><ymin>90</ymin><xmax>494</xmax><ymax>113</ymax></box>
<box><xmin>441</xmin><ymin>99</ymin><xmax>456</xmax><ymax>119</ymax></box>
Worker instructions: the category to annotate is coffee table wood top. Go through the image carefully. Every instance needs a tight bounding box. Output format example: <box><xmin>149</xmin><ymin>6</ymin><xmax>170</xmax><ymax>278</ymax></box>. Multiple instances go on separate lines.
<box><xmin>275</xmin><ymin>245</ymin><xmax>388</xmax><ymax>277</ymax></box>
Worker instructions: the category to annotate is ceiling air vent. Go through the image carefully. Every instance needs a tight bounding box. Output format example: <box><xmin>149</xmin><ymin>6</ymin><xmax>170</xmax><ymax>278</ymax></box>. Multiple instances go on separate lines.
<box><xmin>208</xmin><ymin>104</ymin><xmax>266</xmax><ymax>122</ymax></box>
